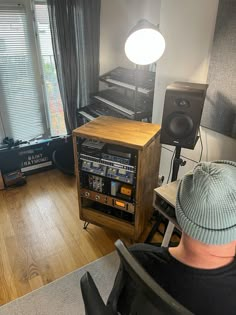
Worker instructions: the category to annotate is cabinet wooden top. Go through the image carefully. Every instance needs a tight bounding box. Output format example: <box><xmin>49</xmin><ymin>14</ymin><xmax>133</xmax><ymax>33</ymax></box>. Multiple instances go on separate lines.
<box><xmin>73</xmin><ymin>116</ymin><xmax>161</xmax><ymax>149</ymax></box>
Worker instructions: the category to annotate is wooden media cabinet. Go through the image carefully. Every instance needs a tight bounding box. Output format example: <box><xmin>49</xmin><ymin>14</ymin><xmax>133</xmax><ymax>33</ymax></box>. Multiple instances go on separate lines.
<box><xmin>73</xmin><ymin>116</ymin><xmax>161</xmax><ymax>240</ymax></box>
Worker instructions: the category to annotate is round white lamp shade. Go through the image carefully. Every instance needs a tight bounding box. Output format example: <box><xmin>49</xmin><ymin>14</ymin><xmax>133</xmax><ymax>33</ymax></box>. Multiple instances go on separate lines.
<box><xmin>125</xmin><ymin>22</ymin><xmax>165</xmax><ymax>65</ymax></box>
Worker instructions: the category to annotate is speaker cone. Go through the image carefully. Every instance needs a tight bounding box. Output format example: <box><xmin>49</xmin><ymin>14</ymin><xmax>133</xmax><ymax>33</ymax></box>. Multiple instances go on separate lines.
<box><xmin>165</xmin><ymin>112</ymin><xmax>193</xmax><ymax>139</ymax></box>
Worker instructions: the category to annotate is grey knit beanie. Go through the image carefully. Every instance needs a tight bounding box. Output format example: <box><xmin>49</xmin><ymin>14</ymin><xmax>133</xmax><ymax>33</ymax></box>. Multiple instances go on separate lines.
<box><xmin>175</xmin><ymin>160</ymin><xmax>236</xmax><ymax>245</ymax></box>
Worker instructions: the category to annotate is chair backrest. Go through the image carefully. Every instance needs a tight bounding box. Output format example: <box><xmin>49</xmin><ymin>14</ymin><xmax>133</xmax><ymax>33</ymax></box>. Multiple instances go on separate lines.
<box><xmin>114</xmin><ymin>239</ymin><xmax>193</xmax><ymax>315</ymax></box>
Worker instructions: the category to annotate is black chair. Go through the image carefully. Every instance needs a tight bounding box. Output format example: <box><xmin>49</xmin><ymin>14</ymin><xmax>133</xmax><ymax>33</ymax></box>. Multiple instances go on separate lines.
<box><xmin>80</xmin><ymin>239</ymin><xmax>193</xmax><ymax>315</ymax></box>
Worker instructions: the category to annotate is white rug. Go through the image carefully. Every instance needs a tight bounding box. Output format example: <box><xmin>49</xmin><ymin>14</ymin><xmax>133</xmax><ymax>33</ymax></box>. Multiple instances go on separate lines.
<box><xmin>0</xmin><ymin>252</ymin><xmax>119</xmax><ymax>315</ymax></box>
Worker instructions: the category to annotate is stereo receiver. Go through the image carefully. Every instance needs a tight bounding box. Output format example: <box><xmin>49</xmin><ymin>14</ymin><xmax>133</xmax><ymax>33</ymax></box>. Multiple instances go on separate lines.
<box><xmin>80</xmin><ymin>153</ymin><xmax>135</xmax><ymax>184</ymax></box>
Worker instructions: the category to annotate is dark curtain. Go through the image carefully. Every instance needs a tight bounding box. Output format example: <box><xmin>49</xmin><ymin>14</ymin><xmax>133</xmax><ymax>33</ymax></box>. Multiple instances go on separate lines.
<box><xmin>47</xmin><ymin>0</ymin><xmax>101</xmax><ymax>133</ymax></box>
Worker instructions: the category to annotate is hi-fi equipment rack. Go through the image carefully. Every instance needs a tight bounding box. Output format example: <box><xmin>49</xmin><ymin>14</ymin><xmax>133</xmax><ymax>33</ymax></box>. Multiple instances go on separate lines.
<box><xmin>73</xmin><ymin>116</ymin><xmax>161</xmax><ymax>240</ymax></box>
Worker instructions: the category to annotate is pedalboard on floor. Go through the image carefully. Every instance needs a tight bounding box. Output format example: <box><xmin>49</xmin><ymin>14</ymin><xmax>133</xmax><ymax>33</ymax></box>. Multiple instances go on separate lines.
<box><xmin>78</xmin><ymin>138</ymin><xmax>137</xmax><ymax>221</ymax></box>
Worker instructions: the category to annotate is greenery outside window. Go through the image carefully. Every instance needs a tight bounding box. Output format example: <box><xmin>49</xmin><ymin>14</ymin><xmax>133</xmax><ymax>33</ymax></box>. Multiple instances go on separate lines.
<box><xmin>34</xmin><ymin>2</ymin><xmax>66</xmax><ymax>136</ymax></box>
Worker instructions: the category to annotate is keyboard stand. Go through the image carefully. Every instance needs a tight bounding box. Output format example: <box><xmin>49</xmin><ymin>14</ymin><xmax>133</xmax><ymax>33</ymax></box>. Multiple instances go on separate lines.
<box><xmin>146</xmin><ymin>181</ymin><xmax>181</xmax><ymax>247</ymax></box>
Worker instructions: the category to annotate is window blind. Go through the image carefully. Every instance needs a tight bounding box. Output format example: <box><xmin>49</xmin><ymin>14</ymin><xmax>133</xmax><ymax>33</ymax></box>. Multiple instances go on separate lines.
<box><xmin>0</xmin><ymin>4</ymin><xmax>46</xmax><ymax>141</ymax></box>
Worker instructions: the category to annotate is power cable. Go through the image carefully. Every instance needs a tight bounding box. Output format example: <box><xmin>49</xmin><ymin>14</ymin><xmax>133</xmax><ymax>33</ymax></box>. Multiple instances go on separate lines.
<box><xmin>166</xmin><ymin>148</ymin><xmax>176</xmax><ymax>183</ymax></box>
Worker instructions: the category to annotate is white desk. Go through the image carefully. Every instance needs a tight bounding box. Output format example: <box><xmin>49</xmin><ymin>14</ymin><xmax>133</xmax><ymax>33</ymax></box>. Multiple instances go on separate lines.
<box><xmin>153</xmin><ymin>181</ymin><xmax>181</xmax><ymax>247</ymax></box>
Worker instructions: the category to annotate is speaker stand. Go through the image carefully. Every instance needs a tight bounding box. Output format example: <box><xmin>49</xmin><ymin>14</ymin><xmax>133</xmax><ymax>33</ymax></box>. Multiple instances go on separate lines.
<box><xmin>171</xmin><ymin>146</ymin><xmax>186</xmax><ymax>182</ymax></box>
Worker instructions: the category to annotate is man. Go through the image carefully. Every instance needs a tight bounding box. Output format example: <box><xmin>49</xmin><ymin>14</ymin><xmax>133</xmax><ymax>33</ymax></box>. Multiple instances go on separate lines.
<box><xmin>127</xmin><ymin>160</ymin><xmax>236</xmax><ymax>314</ymax></box>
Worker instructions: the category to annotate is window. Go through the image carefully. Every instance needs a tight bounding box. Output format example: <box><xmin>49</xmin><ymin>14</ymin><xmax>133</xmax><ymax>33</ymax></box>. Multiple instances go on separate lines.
<box><xmin>35</xmin><ymin>3</ymin><xmax>66</xmax><ymax>136</ymax></box>
<box><xmin>0</xmin><ymin>0</ymin><xmax>66</xmax><ymax>143</ymax></box>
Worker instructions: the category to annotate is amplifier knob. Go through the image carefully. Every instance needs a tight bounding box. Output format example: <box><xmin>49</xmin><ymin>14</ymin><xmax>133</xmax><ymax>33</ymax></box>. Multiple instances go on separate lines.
<box><xmin>95</xmin><ymin>195</ymin><xmax>100</xmax><ymax>200</ymax></box>
<box><xmin>85</xmin><ymin>191</ymin><xmax>90</xmax><ymax>197</ymax></box>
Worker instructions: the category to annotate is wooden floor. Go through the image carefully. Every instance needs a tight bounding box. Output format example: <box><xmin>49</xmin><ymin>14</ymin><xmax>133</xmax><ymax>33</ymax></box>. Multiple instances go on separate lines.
<box><xmin>0</xmin><ymin>169</ymin><xmax>119</xmax><ymax>305</ymax></box>
<box><xmin>0</xmin><ymin>169</ymin><xmax>163</xmax><ymax>305</ymax></box>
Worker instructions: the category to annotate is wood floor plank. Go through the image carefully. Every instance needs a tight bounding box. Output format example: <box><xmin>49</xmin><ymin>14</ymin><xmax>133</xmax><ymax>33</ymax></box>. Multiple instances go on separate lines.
<box><xmin>0</xmin><ymin>232</ymin><xmax>18</xmax><ymax>305</ymax></box>
<box><xmin>4</xmin><ymin>235</ymin><xmax>32</xmax><ymax>301</ymax></box>
<box><xmin>29</xmin><ymin>275</ymin><xmax>44</xmax><ymax>291</ymax></box>
<box><xmin>0</xmin><ymin>194</ymin><xmax>15</xmax><ymax>239</ymax></box>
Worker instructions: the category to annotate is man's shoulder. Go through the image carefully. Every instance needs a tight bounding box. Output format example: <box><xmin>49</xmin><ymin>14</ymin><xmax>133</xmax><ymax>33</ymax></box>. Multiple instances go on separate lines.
<box><xmin>129</xmin><ymin>243</ymin><xmax>172</xmax><ymax>264</ymax></box>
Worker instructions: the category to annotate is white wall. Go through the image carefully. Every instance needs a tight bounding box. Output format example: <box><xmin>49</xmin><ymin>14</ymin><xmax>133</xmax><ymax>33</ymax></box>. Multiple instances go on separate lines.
<box><xmin>153</xmin><ymin>0</ymin><xmax>236</xmax><ymax>181</ymax></box>
<box><xmin>100</xmin><ymin>0</ymin><xmax>161</xmax><ymax>74</ymax></box>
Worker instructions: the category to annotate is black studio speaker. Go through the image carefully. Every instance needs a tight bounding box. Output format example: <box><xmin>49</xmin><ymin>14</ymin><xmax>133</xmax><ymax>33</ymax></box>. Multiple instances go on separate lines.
<box><xmin>160</xmin><ymin>82</ymin><xmax>208</xmax><ymax>149</ymax></box>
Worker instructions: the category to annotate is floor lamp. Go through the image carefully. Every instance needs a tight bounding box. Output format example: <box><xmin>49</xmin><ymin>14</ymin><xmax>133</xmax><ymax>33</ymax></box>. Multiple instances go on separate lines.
<box><xmin>124</xmin><ymin>19</ymin><xmax>165</xmax><ymax>120</ymax></box>
<box><xmin>124</xmin><ymin>19</ymin><xmax>167</xmax><ymax>241</ymax></box>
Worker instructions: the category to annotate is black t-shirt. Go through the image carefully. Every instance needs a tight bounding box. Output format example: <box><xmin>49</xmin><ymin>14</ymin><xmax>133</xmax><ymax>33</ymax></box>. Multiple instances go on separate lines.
<box><xmin>128</xmin><ymin>244</ymin><xmax>236</xmax><ymax>315</ymax></box>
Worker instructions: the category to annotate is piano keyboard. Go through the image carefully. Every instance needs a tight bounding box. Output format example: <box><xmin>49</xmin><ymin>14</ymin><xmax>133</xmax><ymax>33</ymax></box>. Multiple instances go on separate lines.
<box><xmin>105</xmin><ymin>78</ymin><xmax>150</xmax><ymax>95</ymax></box>
<box><xmin>94</xmin><ymin>95</ymin><xmax>134</xmax><ymax>116</ymax></box>
<box><xmin>78</xmin><ymin>111</ymin><xmax>95</xmax><ymax>121</ymax></box>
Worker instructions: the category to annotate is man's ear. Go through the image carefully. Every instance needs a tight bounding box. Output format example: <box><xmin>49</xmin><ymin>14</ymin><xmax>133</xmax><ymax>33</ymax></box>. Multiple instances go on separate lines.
<box><xmin>233</xmin><ymin>241</ymin><xmax>236</xmax><ymax>255</ymax></box>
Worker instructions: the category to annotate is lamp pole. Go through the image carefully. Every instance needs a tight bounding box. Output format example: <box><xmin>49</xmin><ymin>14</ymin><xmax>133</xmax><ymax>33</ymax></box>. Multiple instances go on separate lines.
<box><xmin>134</xmin><ymin>64</ymin><xmax>138</xmax><ymax>120</ymax></box>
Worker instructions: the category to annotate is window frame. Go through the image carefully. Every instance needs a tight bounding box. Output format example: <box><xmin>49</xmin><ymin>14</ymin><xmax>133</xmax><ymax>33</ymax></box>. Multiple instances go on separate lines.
<box><xmin>31</xmin><ymin>0</ymin><xmax>52</xmax><ymax>134</ymax></box>
<box><xmin>0</xmin><ymin>0</ymin><xmax>51</xmax><ymax>141</ymax></box>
